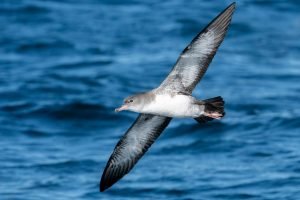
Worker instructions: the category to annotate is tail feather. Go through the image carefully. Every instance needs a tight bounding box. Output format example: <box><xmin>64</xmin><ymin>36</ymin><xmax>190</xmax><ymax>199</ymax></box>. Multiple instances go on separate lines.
<box><xmin>194</xmin><ymin>96</ymin><xmax>225</xmax><ymax>123</ymax></box>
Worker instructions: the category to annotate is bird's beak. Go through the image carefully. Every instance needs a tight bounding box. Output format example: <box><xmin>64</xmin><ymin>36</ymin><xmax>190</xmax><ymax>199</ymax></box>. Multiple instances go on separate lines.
<box><xmin>115</xmin><ymin>104</ymin><xmax>128</xmax><ymax>112</ymax></box>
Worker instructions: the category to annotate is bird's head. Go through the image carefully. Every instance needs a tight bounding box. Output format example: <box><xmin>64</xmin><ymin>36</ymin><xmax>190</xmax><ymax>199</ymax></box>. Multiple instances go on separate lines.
<box><xmin>115</xmin><ymin>94</ymin><xmax>145</xmax><ymax>113</ymax></box>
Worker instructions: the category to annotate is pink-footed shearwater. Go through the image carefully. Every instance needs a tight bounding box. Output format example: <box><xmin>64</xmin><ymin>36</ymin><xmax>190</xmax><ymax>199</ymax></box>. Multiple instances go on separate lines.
<box><xmin>100</xmin><ymin>2</ymin><xmax>236</xmax><ymax>192</ymax></box>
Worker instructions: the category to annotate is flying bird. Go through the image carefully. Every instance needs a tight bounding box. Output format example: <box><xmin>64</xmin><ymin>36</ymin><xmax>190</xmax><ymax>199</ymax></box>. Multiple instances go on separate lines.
<box><xmin>100</xmin><ymin>3</ymin><xmax>236</xmax><ymax>192</ymax></box>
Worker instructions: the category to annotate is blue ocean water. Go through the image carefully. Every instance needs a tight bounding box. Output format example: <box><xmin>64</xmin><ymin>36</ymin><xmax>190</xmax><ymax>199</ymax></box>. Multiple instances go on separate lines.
<box><xmin>1</xmin><ymin>0</ymin><xmax>300</xmax><ymax>199</ymax></box>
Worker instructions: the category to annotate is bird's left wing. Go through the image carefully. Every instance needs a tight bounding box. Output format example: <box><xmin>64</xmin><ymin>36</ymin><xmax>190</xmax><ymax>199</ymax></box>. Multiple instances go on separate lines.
<box><xmin>100</xmin><ymin>114</ymin><xmax>172</xmax><ymax>192</ymax></box>
<box><xmin>158</xmin><ymin>3</ymin><xmax>235</xmax><ymax>94</ymax></box>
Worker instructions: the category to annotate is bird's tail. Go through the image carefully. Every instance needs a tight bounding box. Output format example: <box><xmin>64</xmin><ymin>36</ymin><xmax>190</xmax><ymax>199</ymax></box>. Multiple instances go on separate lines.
<box><xmin>194</xmin><ymin>96</ymin><xmax>225</xmax><ymax>123</ymax></box>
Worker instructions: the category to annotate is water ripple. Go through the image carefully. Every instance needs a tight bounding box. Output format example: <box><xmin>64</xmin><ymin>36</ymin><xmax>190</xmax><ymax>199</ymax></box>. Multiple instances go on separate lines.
<box><xmin>0</xmin><ymin>0</ymin><xmax>299</xmax><ymax>199</ymax></box>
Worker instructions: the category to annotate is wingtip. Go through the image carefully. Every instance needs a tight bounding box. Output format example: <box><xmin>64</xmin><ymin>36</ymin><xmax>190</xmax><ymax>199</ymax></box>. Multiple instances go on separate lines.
<box><xmin>99</xmin><ymin>186</ymin><xmax>105</xmax><ymax>192</ymax></box>
<box><xmin>99</xmin><ymin>187</ymin><xmax>105</xmax><ymax>192</ymax></box>
<box><xmin>99</xmin><ymin>162</ymin><xmax>121</xmax><ymax>192</ymax></box>
<box><xmin>99</xmin><ymin>178</ymin><xmax>109</xmax><ymax>192</ymax></box>
<box><xmin>222</xmin><ymin>2</ymin><xmax>236</xmax><ymax>14</ymax></box>
<box><xmin>99</xmin><ymin>170</ymin><xmax>113</xmax><ymax>192</ymax></box>
<box><xmin>99</xmin><ymin>168</ymin><xmax>109</xmax><ymax>192</ymax></box>
<box><xmin>99</xmin><ymin>180</ymin><xmax>105</xmax><ymax>192</ymax></box>
<box><xmin>228</xmin><ymin>2</ymin><xmax>236</xmax><ymax>10</ymax></box>
<box><xmin>229</xmin><ymin>2</ymin><xmax>236</xmax><ymax>7</ymax></box>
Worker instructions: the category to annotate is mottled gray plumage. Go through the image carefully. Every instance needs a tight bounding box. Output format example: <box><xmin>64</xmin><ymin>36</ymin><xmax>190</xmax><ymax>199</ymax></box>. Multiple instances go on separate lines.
<box><xmin>158</xmin><ymin>3</ymin><xmax>235</xmax><ymax>94</ymax></box>
<box><xmin>100</xmin><ymin>3</ymin><xmax>235</xmax><ymax>192</ymax></box>
<box><xmin>100</xmin><ymin>114</ymin><xmax>171</xmax><ymax>191</ymax></box>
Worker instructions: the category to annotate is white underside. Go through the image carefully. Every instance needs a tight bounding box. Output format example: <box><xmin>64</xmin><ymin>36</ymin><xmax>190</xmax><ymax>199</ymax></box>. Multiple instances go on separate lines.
<box><xmin>141</xmin><ymin>94</ymin><xmax>203</xmax><ymax>118</ymax></box>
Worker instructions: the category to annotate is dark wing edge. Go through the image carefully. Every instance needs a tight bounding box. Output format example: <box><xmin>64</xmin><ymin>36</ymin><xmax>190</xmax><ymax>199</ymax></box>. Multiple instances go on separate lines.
<box><xmin>100</xmin><ymin>114</ymin><xmax>172</xmax><ymax>192</ymax></box>
<box><xmin>158</xmin><ymin>2</ymin><xmax>236</xmax><ymax>94</ymax></box>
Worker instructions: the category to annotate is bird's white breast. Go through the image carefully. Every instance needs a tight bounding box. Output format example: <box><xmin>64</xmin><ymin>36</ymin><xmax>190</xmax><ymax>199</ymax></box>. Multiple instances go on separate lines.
<box><xmin>142</xmin><ymin>94</ymin><xmax>199</xmax><ymax>117</ymax></box>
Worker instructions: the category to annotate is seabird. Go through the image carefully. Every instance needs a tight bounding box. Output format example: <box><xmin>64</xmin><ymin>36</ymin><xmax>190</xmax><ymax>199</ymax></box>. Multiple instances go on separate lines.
<box><xmin>100</xmin><ymin>3</ymin><xmax>236</xmax><ymax>192</ymax></box>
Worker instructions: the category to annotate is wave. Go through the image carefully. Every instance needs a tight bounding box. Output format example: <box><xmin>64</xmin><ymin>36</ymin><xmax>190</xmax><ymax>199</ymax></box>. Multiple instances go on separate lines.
<box><xmin>0</xmin><ymin>4</ymin><xmax>50</xmax><ymax>15</ymax></box>
<box><xmin>16</xmin><ymin>40</ymin><xmax>74</xmax><ymax>54</ymax></box>
<box><xmin>0</xmin><ymin>100</ymin><xmax>124</xmax><ymax>121</ymax></box>
<box><xmin>34</xmin><ymin>159</ymin><xmax>98</xmax><ymax>169</ymax></box>
<box><xmin>26</xmin><ymin>102</ymin><xmax>116</xmax><ymax>121</ymax></box>
<box><xmin>51</xmin><ymin>59</ymin><xmax>113</xmax><ymax>70</ymax></box>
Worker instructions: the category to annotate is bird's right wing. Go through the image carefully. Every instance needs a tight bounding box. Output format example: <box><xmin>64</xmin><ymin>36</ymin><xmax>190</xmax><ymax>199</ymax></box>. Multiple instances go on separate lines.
<box><xmin>158</xmin><ymin>3</ymin><xmax>235</xmax><ymax>94</ymax></box>
<box><xmin>100</xmin><ymin>114</ymin><xmax>172</xmax><ymax>192</ymax></box>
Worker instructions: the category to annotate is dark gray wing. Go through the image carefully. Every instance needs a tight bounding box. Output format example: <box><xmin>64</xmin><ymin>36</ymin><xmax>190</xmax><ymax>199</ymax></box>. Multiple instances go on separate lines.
<box><xmin>158</xmin><ymin>3</ymin><xmax>235</xmax><ymax>94</ymax></box>
<box><xmin>100</xmin><ymin>114</ymin><xmax>172</xmax><ymax>192</ymax></box>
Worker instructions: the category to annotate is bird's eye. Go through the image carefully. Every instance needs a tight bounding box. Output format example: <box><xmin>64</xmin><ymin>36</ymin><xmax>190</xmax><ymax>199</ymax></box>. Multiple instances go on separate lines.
<box><xmin>129</xmin><ymin>99</ymin><xmax>133</xmax><ymax>103</ymax></box>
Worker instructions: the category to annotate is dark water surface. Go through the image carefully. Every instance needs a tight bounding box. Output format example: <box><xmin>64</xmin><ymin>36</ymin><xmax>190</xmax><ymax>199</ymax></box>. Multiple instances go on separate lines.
<box><xmin>1</xmin><ymin>0</ymin><xmax>300</xmax><ymax>199</ymax></box>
